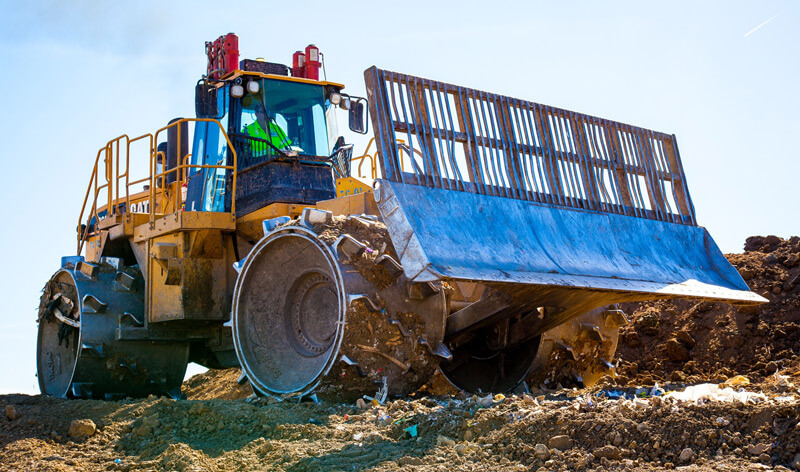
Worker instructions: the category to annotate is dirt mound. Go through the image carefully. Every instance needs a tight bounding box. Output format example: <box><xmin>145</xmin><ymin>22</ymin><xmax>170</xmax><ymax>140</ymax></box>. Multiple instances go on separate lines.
<box><xmin>183</xmin><ymin>369</ymin><xmax>252</xmax><ymax>401</ymax></box>
<box><xmin>1</xmin><ymin>388</ymin><xmax>798</xmax><ymax>471</ymax></box>
<box><xmin>616</xmin><ymin>235</ymin><xmax>800</xmax><ymax>387</ymax></box>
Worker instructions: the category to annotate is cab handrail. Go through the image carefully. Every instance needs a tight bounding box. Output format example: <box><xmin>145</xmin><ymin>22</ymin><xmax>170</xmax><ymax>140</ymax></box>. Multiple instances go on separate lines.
<box><xmin>76</xmin><ymin>118</ymin><xmax>237</xmax><ymax>256</ymax></box>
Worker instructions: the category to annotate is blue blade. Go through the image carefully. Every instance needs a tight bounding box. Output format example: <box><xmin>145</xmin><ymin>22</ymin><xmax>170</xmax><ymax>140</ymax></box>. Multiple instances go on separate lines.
<box><xmin>376</xmin><ymin>180</ymin><xmax>765</xmax><ymax>305</ymax></box>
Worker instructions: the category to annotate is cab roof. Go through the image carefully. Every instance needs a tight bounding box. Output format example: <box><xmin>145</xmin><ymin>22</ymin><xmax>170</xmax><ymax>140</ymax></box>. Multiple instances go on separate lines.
<box><xmin>216</xmin><ymin>70</ymin><xmax>345</xmax><ymax>90</ymax></box>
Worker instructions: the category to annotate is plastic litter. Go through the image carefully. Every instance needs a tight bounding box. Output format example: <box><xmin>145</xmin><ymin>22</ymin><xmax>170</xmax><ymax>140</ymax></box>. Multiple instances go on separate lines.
<box><xmin>649</xmin><ymin>383</ymin><xmax>665</xmax><ymax>397</ymax></box>
<box><xmin>773</xmin><ymin>371</ymin><xmax>796</xmax><ymax>389</ymax></box>
<box><xmin>377</xmin><ymin>412</ymin><xmax>391</xmax><ymax>426</ymax></box>
<box><xmin>774</xmin><ymin>396</ymin><xmax>796</xmax><ymax>403</ymax></box>
<box><xmin>664</xmin><ymin>383</ymin><xmax>766</xmax><ymax>404</ymax></box>
<box><xmin>404</xmin><ymin>424</ymin><xmax>418</xmax><ymax>438</ymax></box>
<box><xmin>597</xmin><ymin>389</ymin><xmax>630</xmax><ymax>400</ymax></box>
<box><xmin>475</xmin><ymin>394</ymin><xmax>493</xmax><ymax>407</ymax></box>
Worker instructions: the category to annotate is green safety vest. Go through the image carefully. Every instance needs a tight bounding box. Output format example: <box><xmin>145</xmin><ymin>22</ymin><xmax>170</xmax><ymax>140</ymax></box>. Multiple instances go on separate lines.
<box><xmin>243</xmin><ymin>120</ymin><xmax>292</xmax><ymax>150</ymax></box>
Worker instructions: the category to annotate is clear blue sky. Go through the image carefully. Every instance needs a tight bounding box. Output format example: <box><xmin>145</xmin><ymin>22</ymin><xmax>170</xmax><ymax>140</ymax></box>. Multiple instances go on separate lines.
<box><xmin>0</xmin><ymin>1</ymin><xmax>797</xmax><ymax>394</ymax></box>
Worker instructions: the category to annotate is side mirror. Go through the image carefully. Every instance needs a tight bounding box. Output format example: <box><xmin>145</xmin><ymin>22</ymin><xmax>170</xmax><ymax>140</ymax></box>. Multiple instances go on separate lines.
<box><xmin>195</xmin><ymin>83</ymin><xmax>218</xmax><ymax>118</ymax></box>
<box><xmin>348</xmin><ymin>98</ymin><xmax>368</xmax><ymax>135</ymax></box>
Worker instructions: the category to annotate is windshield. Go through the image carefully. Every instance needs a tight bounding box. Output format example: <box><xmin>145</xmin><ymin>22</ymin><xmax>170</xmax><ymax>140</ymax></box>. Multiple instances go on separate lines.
<box><xmin>239</xmin><ymin>79</ymin><xmax>329</xmax><ymax>157</ymax></box>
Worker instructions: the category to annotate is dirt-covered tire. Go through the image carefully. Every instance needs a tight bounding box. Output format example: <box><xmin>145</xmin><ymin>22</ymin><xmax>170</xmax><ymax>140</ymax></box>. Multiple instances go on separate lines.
<box><xmin>37</xmin><ymin>260</ymin><xmax>189</xmax><ymax>399</ymax></box>
<box><xmin>232</xmin><ymin>214</ymin><xmax>449</xmax><ymax>402</ymax></box>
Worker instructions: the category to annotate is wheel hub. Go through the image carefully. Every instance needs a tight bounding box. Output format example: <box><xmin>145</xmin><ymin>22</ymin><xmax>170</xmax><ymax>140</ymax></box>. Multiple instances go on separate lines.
<box><xmin>285</xmin><ymin>272</ymin><xmax>338</xmax><ymax>356</ymax></box>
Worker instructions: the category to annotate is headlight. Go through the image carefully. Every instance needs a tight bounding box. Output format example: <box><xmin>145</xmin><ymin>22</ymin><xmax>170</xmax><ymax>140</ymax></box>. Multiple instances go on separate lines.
<box><xmin>247</xmin><ymin>81</ymin><xmax>260</xmax><ymax>94</ymax></box>
<box><xmin>231</xmin><ymin>84</ymin><xmax>244</xmax><ymax>98</ymax></box>
<box><xmin>330</xmin><ymin>92</ymin><xmax>342</xmax><ymax>105</ymax></box>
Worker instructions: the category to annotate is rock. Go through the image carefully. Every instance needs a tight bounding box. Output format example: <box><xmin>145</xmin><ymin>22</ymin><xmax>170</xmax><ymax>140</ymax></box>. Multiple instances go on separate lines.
<box><xmin>763</xmin><ymin>235</ymin><xmax>782</xmax><ymax>248</ymax></box>
<box><xmin>398</xmin><ymin>456</ymin><xmax>424</xmax><ymax>466</ymax></box>
<box><xmin>679</xmin><ymin>447</ymin><xmax>695</xmax><ymax>462</ymax></box>
<box><xmin>676</xmin><ymin>330</ymin><xmax>696</xmax><ymax>348</ymax></box>
<box><xmin>611</xmin><ymin>432</ymin><xmax>623</xmax><ymax>447</ymax></box>
<box><xmin>548</xmin><ymin>435</ymin><xmax>572</xmax><ymax>451</ymax></box>
<box><xmin>593</xmin><ymin>445</ymin><xmax>622</xmax><ymax>460</ymax></box>
<box><xmin>189</xmin><ymin>403</ymin><xmax>210</xmax><ymax>415</ymax></box>
<box><xmin>133</xmin><ymin>424</ymin><xmax>151</xmax><ymax>437</ymax></box>
<box><xmin>305</xmin><ymin>208</ymin><xmax>333</xmax><ymax>225</ymax></box>
<box><xmin>436</xmin><ymin>435</ymin><xmax>455</xmax><ymax>447</ymax></box>
<box><xmin>747</xmin><ymin>443</ymin><xmax>770</xmax><ymax>455</ymax></box>
<box><xmin>142</xmin><ymin>416</ymin><xmax>160</xmax><ymax>428</ymax></box>
<box><xmin>670</xmin><ymin>371</ymin><xmax>685</xmax><ymax>381</ymax></box>
<box><xmin>744</xmin><ymin>236</ymin><xmax>766</xmax><ymax>252</ymax></box>
<box><xmin>791</xmin><ymin>452</ymin><xmax>800</xmax><ymax>470</ymax></box>
<box><xmin>68</xmin><ymin>419</ymin><xmax>96</xmax><ymax>440</ymax></box>
<box><xmin>463</xmin><ymin>429</ymin><xmax>474</xmax><ymax>441</ymax></box>
<box><xmin>5</xmin><ymin>405</ymin><xmax>19</xmax><ymax>421</ymax></box>
<box><xmin>695</xmin><ymin>437</ymin><xmax>707</xmax><ymax>448</ymax></box>
<box><xmin>739</xmin><ymin>267</ymin><xmax>756</xmax><ymax>280</ymax></box>
<box><xmin>665</xmin><ymin>338</ymin><xmax>690</xmax><ymax>361</ymax></box>
<box><xmin>455</xmin><ymin>443</ymin><xmax>468</xmax><ymax>456</ymax></box>
<box><xmin>534</xmin><ymin>444</ymin><xmax>550</xmax><ymax>460</ymax></box>
<box><xmin>356</xmin><ymin>398</ymin><xmax>368</xmax><ymax>410</ymax></box>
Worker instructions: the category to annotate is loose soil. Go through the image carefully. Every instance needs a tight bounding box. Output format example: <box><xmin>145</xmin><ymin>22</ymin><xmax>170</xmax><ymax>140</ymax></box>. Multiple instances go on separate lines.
<box><xmin>616</xmin><ymin>235</ymin><xmax>800</xmax><ymax>388</ymax></box>
<box><xmin>2</xmin><ymin>236</ymin><xmax>799</xmax><ymax>471</ymax></box>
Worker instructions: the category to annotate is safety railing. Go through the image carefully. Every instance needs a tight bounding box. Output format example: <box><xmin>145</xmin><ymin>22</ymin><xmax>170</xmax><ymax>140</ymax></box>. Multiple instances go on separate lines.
<box><xmin>352</xmin><ymin>137</ymin><xmax>417</xmax><ymax>181</ymax></box>
<box><xmin>352</xmin><ymin>137</ymin><xmax>379</xmax><ymax>180</ymax></box>
<box><xmin>365</xmin><ymin>67</ymin><xmax>697</xmax><ymax>225</ymax></box>
<box><xmin>76</xmin><ymin>118</ymin><xmax>237</xmax><ymax>255</ymax></box>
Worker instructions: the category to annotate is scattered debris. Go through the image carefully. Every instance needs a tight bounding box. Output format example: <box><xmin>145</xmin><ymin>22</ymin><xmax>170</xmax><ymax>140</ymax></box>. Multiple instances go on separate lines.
<box><xmin>664</xmin><ymin>384</ymin><xmax>767</xmax><ymax>404</ymax></box>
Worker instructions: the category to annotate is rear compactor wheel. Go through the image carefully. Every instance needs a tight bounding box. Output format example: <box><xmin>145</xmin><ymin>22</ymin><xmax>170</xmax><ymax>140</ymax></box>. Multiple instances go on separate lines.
<box><xmin>37</xmin><ymin>260</ymin><xmax>189</xmax><ymax>399</ymax></box>
<box><xmin>232</xmin><ymin>217</ymin><xmax>449</xmax><ymax>402</ymax></box>
<box><xmin>440</xmin><ymin>334</ymin><xmax>542</xmax><ymax>395</ymax></box>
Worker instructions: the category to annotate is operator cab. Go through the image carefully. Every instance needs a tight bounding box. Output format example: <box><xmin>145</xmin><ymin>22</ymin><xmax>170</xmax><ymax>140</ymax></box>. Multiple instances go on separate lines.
<box><xmin>187</xmin><ymin>36</ymin><xmax>366</xmax><ymax>216</ymax></box>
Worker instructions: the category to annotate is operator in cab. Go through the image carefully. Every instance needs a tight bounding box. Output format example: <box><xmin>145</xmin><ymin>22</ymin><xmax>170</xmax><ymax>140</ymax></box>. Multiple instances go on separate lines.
<box><xmin>241</xmin><ymin>95</ymin><xmax>293</xmax><ymax>151</ymax></box>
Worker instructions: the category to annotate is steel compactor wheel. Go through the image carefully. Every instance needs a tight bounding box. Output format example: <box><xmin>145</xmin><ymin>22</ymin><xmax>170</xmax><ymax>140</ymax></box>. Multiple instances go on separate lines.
<box><xmin>232</xmin><ymin>216</ymin><xmax>450</xmax><ymax>401</ymax></box>
<box><xmin>37</xmin><ymin>260</ymin><xmax>189</xmax><ymax>399</ymax></box>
